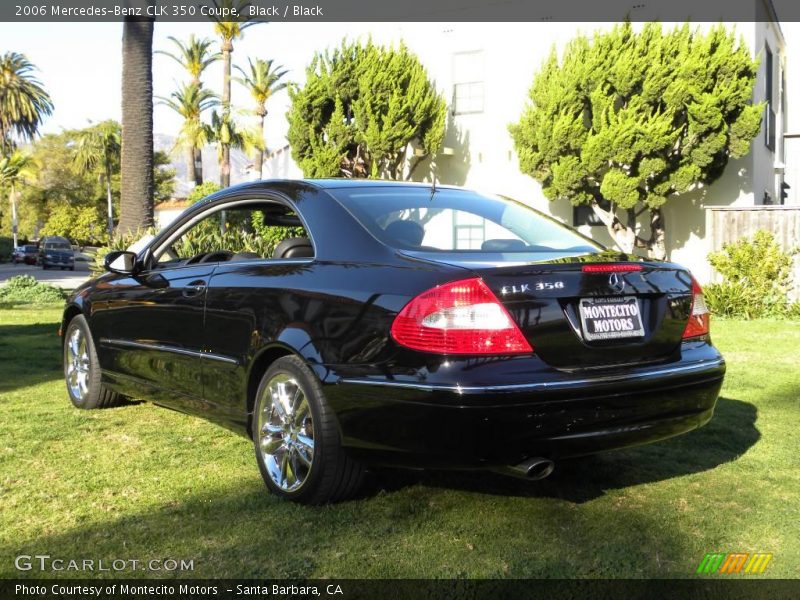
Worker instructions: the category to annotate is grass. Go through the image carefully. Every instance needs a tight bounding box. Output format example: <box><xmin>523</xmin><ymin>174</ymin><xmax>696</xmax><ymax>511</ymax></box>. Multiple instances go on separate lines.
<box><xmin>1</xmin><ymin>304</ymin><xmax>799</xmax><ymax>579</ymax></box>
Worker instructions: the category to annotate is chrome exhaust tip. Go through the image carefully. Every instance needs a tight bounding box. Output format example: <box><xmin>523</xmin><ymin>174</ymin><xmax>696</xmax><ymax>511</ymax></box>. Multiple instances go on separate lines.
<box><xmin>494</xmin><ymin>457</ymin><xmax>555</xmax><ymax>480</ymax></box>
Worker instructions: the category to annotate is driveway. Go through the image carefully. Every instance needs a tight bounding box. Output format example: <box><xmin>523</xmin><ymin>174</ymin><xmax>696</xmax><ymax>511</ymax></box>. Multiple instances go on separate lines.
<box><xmin>0</xmin><ymin>261</ymin><xmax>93</xmax><ymax>289</ymax></box>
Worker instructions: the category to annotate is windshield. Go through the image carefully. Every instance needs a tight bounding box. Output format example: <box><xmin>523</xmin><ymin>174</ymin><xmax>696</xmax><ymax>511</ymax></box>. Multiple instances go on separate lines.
<box><xmin>329</xmin><ymin>187</ymin><xmax>602</xmax><ymax>256</ymax></box>
<box><xmin>45</xmin><ymin>243</ymin><xmax>71</xmax><ymax>251</ymax></box>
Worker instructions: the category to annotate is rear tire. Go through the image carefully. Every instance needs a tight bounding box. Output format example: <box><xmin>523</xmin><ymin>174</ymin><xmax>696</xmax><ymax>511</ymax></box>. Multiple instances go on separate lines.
<box><xmin>63</xmin><ymin>314</ymin><xmax>122</xmax><ymax>409</ymax></box>
<box><xmin>253</xmin><ymin>355</ymin><xmax>364</xmax><ymax>504</ymax></box>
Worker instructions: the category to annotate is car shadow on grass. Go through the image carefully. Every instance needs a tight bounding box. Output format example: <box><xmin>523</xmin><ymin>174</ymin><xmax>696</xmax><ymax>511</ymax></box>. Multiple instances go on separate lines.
<box><xmin>0</xmin><ymin>322</ymin><xmax>62</xmax><ymax>393</ymax></box>
<box><xmin>368</xmin><ymin>396</ymin><xmax>760</xmax><ymax>504</ymax></box>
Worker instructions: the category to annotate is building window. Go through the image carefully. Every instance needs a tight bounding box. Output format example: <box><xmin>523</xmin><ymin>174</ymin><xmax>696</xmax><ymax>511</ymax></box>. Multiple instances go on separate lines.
<box><xmin>765</xmin><ymin>45</ymin><xmax>775</xmax><ymax>151</ymax></box>
<box><xmin>452</xmin><ymin>51</ymin><xmax>484</xmax><ymax>115</ymax></box>
<box><xmin>453</xmin><ymin>210</ymin><xmax>485</xmax><ymax>249</ymax></box>
<box><xmin>573</xmin><ymin>199</ymin><xmax>609</xmax><ymax>227</ymax></box>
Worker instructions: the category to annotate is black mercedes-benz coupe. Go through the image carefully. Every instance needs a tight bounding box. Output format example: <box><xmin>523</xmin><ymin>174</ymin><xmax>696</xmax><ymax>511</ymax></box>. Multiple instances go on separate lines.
<box><xmin>61</xmin><ymin>179</ymin><xmax>725</xmax><ymax>503</ymax></box>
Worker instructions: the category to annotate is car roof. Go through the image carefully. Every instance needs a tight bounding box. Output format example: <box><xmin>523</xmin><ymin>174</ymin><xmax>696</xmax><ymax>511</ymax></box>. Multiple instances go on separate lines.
<box><xmin>203</xmin><ymin>178</ymin><xmax>462</xmax><ymax>197</ymax></box>
<box><xmin>304</xmin><ymin>178</ymin><xmax>462</xmax><ymax>191</ymax></box>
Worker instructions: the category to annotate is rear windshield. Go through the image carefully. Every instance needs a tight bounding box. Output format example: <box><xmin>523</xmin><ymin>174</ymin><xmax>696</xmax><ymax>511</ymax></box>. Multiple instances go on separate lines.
<box><xmin>45</xmin><ymin>243</ymin><xmax>71</xmax><ymax>251</ymax></box>
<box><xmin>330</xmin><ymin>187</ymin><xmax>602</xmax><ymax>256</ymax></box>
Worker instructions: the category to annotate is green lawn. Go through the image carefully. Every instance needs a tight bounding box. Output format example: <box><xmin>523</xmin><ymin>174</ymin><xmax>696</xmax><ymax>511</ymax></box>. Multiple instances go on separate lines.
<box><xmin>1</xmin><ymin>304</ymin><xmax>798</xmax><ymax>579</ymax></box>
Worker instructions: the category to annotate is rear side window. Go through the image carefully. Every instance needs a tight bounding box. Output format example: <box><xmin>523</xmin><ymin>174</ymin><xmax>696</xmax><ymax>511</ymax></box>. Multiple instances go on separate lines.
<box><xmin>329</xmin><ymin>187</ymin><xmax>601</xmax><ymax>255</ymax></box>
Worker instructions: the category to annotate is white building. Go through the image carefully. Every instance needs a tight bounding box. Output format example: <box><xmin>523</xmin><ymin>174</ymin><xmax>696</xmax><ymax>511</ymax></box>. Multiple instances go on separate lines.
<box><xmin>262</xmin><ymin>7</ymin><xmax>793</xmax><ymax>283</ymax></box>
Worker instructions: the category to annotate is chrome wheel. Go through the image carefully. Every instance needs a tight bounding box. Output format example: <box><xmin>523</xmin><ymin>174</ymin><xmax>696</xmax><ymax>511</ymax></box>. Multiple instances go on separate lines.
<box><xmin>256</xmin><ymin>374</ymin><xmax>315</xmax><ymax>493</ymax></box>
<box><xmin>65</xmin><ymin>327</ymin><xmax>90</xmax><ymax>401</ymax></box>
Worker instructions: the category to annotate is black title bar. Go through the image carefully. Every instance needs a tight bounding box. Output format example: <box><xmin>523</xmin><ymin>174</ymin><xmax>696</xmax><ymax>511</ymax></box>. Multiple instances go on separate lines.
<box><xmin>4</xmin><ymin>579</ymin><xmax>800</xmax><ymax>600</ymax></box>
<box><xmin>0</xmin><ymin>0</ymin><xmax>797</xmax><ymax>23</ymax></box>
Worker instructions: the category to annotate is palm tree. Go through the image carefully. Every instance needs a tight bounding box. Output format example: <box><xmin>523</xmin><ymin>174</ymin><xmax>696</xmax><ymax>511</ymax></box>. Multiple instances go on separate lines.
<box><xmin>156</xmin><ymin>36</ymin><xmax>219</xmax><ymax>185</ymax></box>
<box><xmin>0</xmin><ymin>52</ymin><xmax>53</xmax><ymax>155</ymax></box>
<box><xmin>73</xmin><ymin>120</ymin><xmax>121</xmax><ymax>238</ymax></box>
<box><xmin>157</xmin><ymin>35</ymin><xmax>220</xmax><ymax>85</ymax></box>
<box><xmin>209</xmin><ymin>109</ymin><xmax>246</xmax><ymax>167</ymax></box>
<box><xmin>235</xmin><ymin>58</ymin><xmax>288</xmax><ymax>180</ymax></box>
<box><xmin>0</xmin><ymin>151</ymin><xmax>35</xmax><ymax>248</ymax></box>
<box><xmin>119</xmin><ymin>17</ymin><xmax>154</xmax><ymax>236</ymax></box>
<box><xmin>212</xmin><ymin>0</ymin><xmax>258</xmax><ymax>187</ymax></box>
<box><xmin>157</xmin><ymin>83</ymin><xmax>217</xmax><ymax>185</ymax></box>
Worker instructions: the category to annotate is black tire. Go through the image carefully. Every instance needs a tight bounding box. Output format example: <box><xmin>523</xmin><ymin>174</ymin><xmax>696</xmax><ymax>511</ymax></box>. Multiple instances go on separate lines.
<box><xmin>69</xmin><ymin>266</ymin><xmax>75</xmax><ymax>271</ymax></box>
<box><xmin>253</xmin><ymin>355</ymin><xmax>364</xmax><ymax>504</ymax></box>
<box><xmin>63</xmin><ymin>314</ymin><xmax>122</xmax><ymax>409</ymax></box>
<box><xmin>42</xmin><ymin>264</ymin><xmax>48</xmax><ymax>270</ymax></box>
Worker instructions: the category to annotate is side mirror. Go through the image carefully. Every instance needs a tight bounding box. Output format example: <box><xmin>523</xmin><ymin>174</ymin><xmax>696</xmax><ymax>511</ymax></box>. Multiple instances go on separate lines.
<box><xmin>104</xmin><ymin>250</ymin><xmax>139</xmax><ymax>275</ymax></box>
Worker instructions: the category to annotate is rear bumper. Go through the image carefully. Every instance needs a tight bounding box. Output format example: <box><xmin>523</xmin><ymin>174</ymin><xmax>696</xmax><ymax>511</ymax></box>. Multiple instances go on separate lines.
<box><xmin>325</xmin><ymin>350</ymin><xmax>725</xmax><ymax>469</ymax></box>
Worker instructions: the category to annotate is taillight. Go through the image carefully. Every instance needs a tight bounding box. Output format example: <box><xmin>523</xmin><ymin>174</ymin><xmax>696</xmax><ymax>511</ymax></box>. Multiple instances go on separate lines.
<box><xmin>581</xmin><ymin>263</ymin><xmax>643</xmax><ymax>273</ymax></box>
<box><xmin>390</xmin><ymin>277</ymin><xmax>533</xmax><ymax>355</ymax></box>
<box><xmin>682</xmin><ymin>277</ymin><xmax>710</xmax><ymax>339</ymax></box>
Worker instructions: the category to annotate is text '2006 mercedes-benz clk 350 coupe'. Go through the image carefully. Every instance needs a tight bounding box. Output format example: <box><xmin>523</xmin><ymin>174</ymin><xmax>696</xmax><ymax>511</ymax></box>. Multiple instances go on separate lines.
<box><xmin>61</xmin><ymin>180</ymin><xmax>725</xmax><ymax>503</ymax></box>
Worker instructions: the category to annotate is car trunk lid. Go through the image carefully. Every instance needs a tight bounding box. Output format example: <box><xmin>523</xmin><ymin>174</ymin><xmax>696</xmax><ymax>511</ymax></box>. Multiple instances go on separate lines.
<box><xmin>400</xmin><ymin>250</ymin><xmax>694</xmax><ymax>369</ymax></box>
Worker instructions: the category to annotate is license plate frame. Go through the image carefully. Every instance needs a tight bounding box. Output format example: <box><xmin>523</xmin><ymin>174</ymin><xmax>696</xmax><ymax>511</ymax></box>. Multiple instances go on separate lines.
<box><xmin>578</xmin><ymin>296</ymin><xmax>645</xmax><ymax>341</ymax></box>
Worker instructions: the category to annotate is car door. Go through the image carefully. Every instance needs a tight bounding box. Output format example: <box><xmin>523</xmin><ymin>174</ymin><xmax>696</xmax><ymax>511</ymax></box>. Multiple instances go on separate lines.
<box><xmin>95</xmin><ymin>262</ymin><xmax>214</xmax><ymax>410</ymax></box>
<box><xmin>92</xmin><ymin>202</ymin><xmax>239</xmax><ymax>409</ymax></box>
<box><xmin>199</xmin><ymin>198</ymin><xmax>317</xmax><ymax>423</ymax></box>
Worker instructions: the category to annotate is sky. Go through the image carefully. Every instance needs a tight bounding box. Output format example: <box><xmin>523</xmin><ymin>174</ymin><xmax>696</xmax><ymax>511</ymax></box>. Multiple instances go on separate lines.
<box><xmin>3</xmin><ymin>15</ymin><xmax>800</xmax><ymax>149</ymax></box>
<box><xmin>0</xmin><ymin>21</ymin><xmax>418</xmax><ymax>151</ymax></box>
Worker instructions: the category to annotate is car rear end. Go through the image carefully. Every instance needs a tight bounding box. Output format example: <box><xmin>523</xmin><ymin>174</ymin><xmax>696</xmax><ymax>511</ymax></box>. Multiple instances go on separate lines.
<box><xmin>324</xmin><ymin>185</ymin><xmax>725</xmax><ymax>472</ymax></box>
<box><xmin>23</xmin><ymin>245</ymin><xmax>39</xmax><ymax>264</ymax></box>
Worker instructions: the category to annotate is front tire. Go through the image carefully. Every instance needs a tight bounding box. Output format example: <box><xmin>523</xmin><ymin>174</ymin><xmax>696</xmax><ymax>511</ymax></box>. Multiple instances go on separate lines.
<box><xmin>63</xmin><ymin>315</ymin><xmax>121</xmax><ymax>409</ymax></box>
<box><xmin>253</xmin><ymin>356</ymin><xmax>364</xmax><ymax>504</ymax></box>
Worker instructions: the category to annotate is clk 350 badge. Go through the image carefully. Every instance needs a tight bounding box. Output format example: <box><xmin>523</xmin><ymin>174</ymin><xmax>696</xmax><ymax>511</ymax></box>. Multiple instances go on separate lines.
<box><xmin>501</xmin><ymin>281</ymin><xmax>564</xmax><ymax>295</ymax></box>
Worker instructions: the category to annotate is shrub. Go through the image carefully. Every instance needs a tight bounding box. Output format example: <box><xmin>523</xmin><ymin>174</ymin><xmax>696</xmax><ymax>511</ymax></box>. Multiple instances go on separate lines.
<box><xmin>0</xmin><ymin>275</ymin><xmax>65</xmax><ymax>305</ymax></box>
<box><xmin>187</xmin><ymin>182</ymin><xmax>222</xmax><ymax>204</ymax></box>
<box><xmin>91</xmin><ymin>227</ymin><xmax>157</xmax><ymax>276</ymax></box>
<box><xmin>173</xmin><ymin>215</ymin><xmax>304</xmax><ymax>260</ymax></box>
<box><xmin>40</xmin><ymin>205</ymin><xmax>108</xmax><ymax>246</ymax></box>
<box><xmin>0</xmin><ymin>236</ymin><xmax>13</xmax><ymax>262</ymax></box>
<box><xmin>705</xmin><ymin>231</ymin><xmax>798</xmax><ymax>318</ymax></box>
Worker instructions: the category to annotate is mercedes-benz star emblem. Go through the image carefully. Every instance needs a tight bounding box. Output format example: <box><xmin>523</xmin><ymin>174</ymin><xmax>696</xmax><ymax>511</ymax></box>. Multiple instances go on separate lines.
<box><xmin>608</xmin><ymin>272</ymin><xmax>625</xmax><ymax>293</ymax></box>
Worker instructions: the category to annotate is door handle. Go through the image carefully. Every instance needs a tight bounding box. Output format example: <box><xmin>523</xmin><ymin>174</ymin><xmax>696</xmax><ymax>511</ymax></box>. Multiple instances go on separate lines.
<box><xmin>182</xmin><ymin>279</ymin><xmax>207</xmax><ymax>297</ymax></box>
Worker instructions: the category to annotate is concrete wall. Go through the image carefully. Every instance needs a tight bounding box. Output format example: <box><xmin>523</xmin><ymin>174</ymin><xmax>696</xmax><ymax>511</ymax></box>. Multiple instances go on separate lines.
<box><xmin>154</xmin><ymin>208</ymin><xmax>185</xmax><ymax>231</ymax></box>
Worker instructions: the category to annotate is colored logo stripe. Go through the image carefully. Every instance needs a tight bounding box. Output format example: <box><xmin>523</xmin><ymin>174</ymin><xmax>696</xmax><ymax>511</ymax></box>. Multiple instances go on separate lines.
<box><xmin>696</xmin><ymin>553</ymin><xmax>772</xmax><ymax>574</ymax></box>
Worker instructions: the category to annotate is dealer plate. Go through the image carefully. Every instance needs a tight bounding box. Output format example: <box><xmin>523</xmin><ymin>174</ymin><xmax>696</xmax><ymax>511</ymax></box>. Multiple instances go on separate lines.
<box><xmin>578</xmin><ymin>296</ymin><xmax>645</xmax><ymax>341</ymax></box>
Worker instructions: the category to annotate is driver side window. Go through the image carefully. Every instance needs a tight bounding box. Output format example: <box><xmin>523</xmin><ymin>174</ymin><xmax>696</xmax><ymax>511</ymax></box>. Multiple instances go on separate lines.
<box><xmin>156</xmin><ymin>202</ymin><xmax>310</xmax><ymax>268</ymax></box>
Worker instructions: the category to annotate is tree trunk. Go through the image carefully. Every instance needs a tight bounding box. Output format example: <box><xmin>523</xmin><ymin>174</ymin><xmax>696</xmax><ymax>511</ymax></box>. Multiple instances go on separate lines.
<box><xmin>649</xmin><ymin>207</ymin><xmax>667</xmax><ymax>260</ymax></box>
<box><xmin>220</xmin><ymin>40</ymin><xmax>232</xmax><ymax>188</ymax></box>
<box><xmin>589</xmin><ymin>200</ymin><xmax>636</xmax><ymax>255</ymax></box>
<box><xmin>254</xmin><ymin>114</ymin><xmax>265</xmax><ymax>180</ymax></box>
<box><xmin>10</xmin><ymin>186</ymin><xmax>18</xmax><ymax>248</ymax></box>
<box><xmin>104</xmin><ymin>159</ymin><xmax>114</xmax><ymax>238</ymax></box>
<box><xmin>186</xmin><ymin>146</ymin><xmax>198</xmax><ymax>187</ymax></box>
<box><xmin>194</xmin><ymin>147</ymin><xmax>203</xmax><ymax>184</ymax></box>
<box><xmin>119</xmin><ymin>16</ymin><xmax>154</xmax><ymax>236</ymax></box>
<box><xmin>221</xmin><ymin>145</ymin><xmax>231</xmax><ymax>188</ymax></box>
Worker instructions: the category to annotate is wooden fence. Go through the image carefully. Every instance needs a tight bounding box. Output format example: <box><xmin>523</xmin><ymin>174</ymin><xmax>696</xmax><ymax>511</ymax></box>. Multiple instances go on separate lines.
<box><xmin>705</xmin><ymin>205</ymin><xmax>800</xmax><ymax>300</ymax></box>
